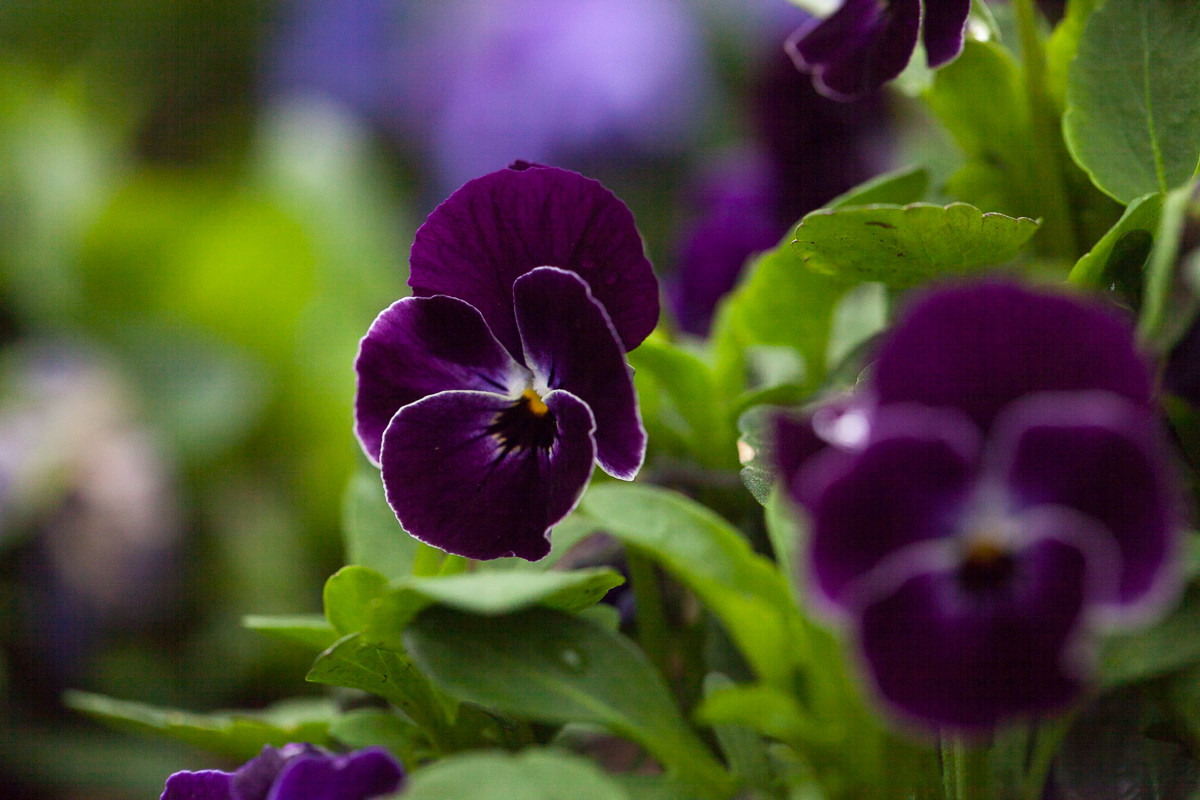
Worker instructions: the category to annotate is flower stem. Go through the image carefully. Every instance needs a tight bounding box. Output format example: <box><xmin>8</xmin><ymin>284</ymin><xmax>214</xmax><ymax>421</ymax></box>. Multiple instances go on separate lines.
<box><xmin>1012</xmin><ymin>0</ymin><xmax>1079</xmax><ymax>262</ymax></box>
<box><xmin>626</xmin><ymin>546</ymin><xmax>672</xmax><ymax>682</ymax></box>
<box><xmin>1022</xmin><ymin>714</ymin><xmax>1073</xmax><ymax>800</ymax></box>
<box><xmin>941</xmin><ymin>735</ymin><xmax>993</xmax><ymax>800</ymax></box>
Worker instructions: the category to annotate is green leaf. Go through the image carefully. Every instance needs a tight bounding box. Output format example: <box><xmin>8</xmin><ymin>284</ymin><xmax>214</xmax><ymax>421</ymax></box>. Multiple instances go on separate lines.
<box><xmin>324</xmin><ymin>565</ymin><xmax>390</xmax><ymax>636</ymax></box>
<box><xmin>793</xmin><ymin>202</ymin><xmax>1039</xmax><ymax>289</ymax></box>
<box><xmin>342</xmin><ymin>470</ymin><xmax>416</xmax><ymax>580</ymax></box>
<box><xmin>1068</xmin><ymin>192</ymin><xmax>1163</xmax><ymax>289</ymax></box>
<box><xmin>701</xmin><ymin>674</ymin><xmax>773</xmax><ymax>793</ymax></box>
<box><xmin>924</xmin><ymin>42</ymin><xmax>1039</xmax><ymax>219</ymax></box>
<box><xmin>826</xmin><ymin>165</ymin><xmax>930</xmax><ymax>209</ymax></box>
<box><xmin>328</xmin><ymin>709</ymin><xmax>427</xmax><ymax>769</ymax></box>
<box><xmin>735</xmin><ymin>404</ymin><xmax>779</xmax><ymax>506</ymax></box>
<box><xmin>711</xmin><ymin>236</ymin><xmax>852</xmax><ymax>394</ymax></box>
<box><xmin>580</xmin><ymin>483</ymin><xmax>801</xmax><ymax>686</ymax></box>
<box><xmin>402</xmin><ymin>748</ymin><xmax>632</xmax><ymax>800</ymax></box>
<box><xmin>363</xmin><ymin>568</ymin><xmax>624</xmax><ymax>651</ymax></box>
<box><xmin>404</xmin><ymin>606</ymin><xmax>735</xmax><ymax>797</ymax></box>
<box><xmin>307</xmin><ymin>633</ymin><xmax>446</xmax><ymax>733</ymax></box>
<box><xmin>242</xmin><ymin>614</ymin><xmax>338</xmax><ymax>651</ymax></box>
<box><xmin>695</xmin><ymin>682</ymin><xmax>829</xmax><ymax>747</ymax></box>
<box><xmin>1063</xmin><ymin>0</ymin><xmax>1200</xmax><ymax>203</ymax></box>
<box><xmin>627</xmin><ymin>334</ymin><xmax>736</xmax><ymax>469</ymax></box>
<box><xmin>1045</xmin><ymin>0</ymin><xmax>1099</xmax><ymax>107</ymax></box>
<box><xmin>63</xmin><ymin>692</ymin><xmax>335</xmax><ymax>760</ymax></box>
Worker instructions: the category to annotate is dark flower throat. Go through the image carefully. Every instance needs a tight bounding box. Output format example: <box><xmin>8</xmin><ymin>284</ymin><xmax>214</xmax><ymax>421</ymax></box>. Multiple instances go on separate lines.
<box><xmin>489</xmin><ymin>389</ymin><xmax>557</xmax><ymax>452</ymax></box>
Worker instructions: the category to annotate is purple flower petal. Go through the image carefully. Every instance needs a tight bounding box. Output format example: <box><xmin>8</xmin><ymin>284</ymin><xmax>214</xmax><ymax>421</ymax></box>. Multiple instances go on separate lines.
<box><xmin>871</xmin><ymin>281</ymin><xmax>1154</xmax><ymax>431</ymax></box>
<box><xmin>268</xmin><ymin>747</ymin><xmax>403</xmax><ymax>800</ymax></box>
<box><xmin>161</xmin><ymin>771</ymin><xmax>234</xmax><ymax>800</ymax></box>
<box><xmin>354</xmin><ymin>295</ymin><xmax>528</xmax><ymax>464</ymax></box>
<box><xmin>922</xmin><ymin>0</ymin><xmax>972</xmax><ymax>67</ymax></box>
<box><xmin>801</xmin><ymin>404</ymin><xmax>980</xmax><ymax>608</ymax></box>
<box><xmin>514</xmin><ymin>267</ymin><xmax>646</xmax><ymax>480</ymax></box>
<box><xmin>785</xmin><ymin>0</ymin><xmax>920</xmax><ymax>101</ymax></box>
<box><xmin>380</xmin><ymin>389</ymin><xmax>596</xmax><ymax>560</ymax></box>
<box><xmin>858</xmin><ymin>535</ymin><xmax>1089</xmax><ymax>728</ymax></box>
<box><xmin>409</xmin><ymin>163</ymin><xmax>658</xmax><ymax>357</ymax></box>
<box><xmin>234</xmin><ymin>745</ymin><xmax>322</xmax><ymax>800</ymax></box>
<box><xmin>990</xmin><ymin>391</ymin><xmax>1182</xmax><ymax>621</ymax></box>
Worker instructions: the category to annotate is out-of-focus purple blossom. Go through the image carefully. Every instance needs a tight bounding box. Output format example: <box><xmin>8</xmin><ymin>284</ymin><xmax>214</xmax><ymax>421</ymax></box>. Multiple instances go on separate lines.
<box><xmin>264</xmin><ymin>0</ymin><xmax>394</xmax><ymax>121</ymax></box>
<box><xmin>774</xmin><ymin>280</ymin><xmax>1184</xmax><ymax>729</ymax></box>
<box><xmin>160</xmin><ymin>744</ymin><xmax>404</xmax><ymax>800</ymax></box>
<box><xmin>409</xmin><ymin>0</ymin><xmax>707</xmax><ymax>192</ymax></box>
<box><xmin>668</xmin><ymin>16</ymin><xmax>889</xmax><ymax>336</ymax></box>
<box><xmin>355</xmin><ymin>163</ymin><xmax>655</xmax><ymax>561</ymax></box>
<box><xmin>786</xmin><ymin>0</ymin><xmax>972</xmax><ymax>100</ymax></box>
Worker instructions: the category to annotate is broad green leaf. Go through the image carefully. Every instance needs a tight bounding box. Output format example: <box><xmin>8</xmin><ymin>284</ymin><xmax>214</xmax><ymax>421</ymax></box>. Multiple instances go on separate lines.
<box><xmin>735</xmin><ymin>404</ymin><xmax>780</xmax><ymax>506</ymax></box>
<box><xmin>328</xmin><ymin>709</ymin><xmax>427</xmax><ymax>769</ymax></box>
<box><xmin>793</xmin><ymin>202</ymin><xmax>1039</xmax><ymax>288</ymax></box>
<box><xmin>324</xmin><ymin>565</ymin><xmax>389</xmax><ymax>636</ymax></box>
<box><xmin>363</xmin><ymin>568</ymin><xmax>624</xmax><ymax>651</ymax></box>
<box><xmin>63</xmin><ymin>692</ymin><xmax>335</xmax><ymax>760</ymax></box>
<box><xmin>1064</xmin><ymin>0</ymin><xmax>1200</xmax><ymax>203</ymax></box>
<box><xmin>925</xmin><ymin>42</ymin><xmax>1038</xmax><ymax>219</ymax></box>
<box><xmin>695</xmin><ymin>682</ymin><xmax>833</xmax><ymax>747</ymax></box>
<box><xmin>580</xmin><ymin>483</ymin><xmax>800</xmax><ymax>686</ymax></box>
<box><xmin>401</xmin><ymin>748</ymin><xmax>632</xmax><ymax>800</ymax></box>
<box><xmin>342</xmin><ymin>470</ymin><xmax>416</xmax><ymax>580</ymax></box>
<box><xmin>711</xmin><ymin>235</ymin><xmax>852</xmax><ymax>395</ymax></box>
<box><xmin>242</xmin><ymin>614</ymin><xmax>338</xmax><ymax>651</ymax></box>
<box><xmin>307</xmin><ymin>633</ymin><xmax>446</xmax><ymax>735</ymax></box>
<box><xmin>826</xmin><ymin>165</ymin><xmax>930</xmax><ymax>209</ymax></box>
<box><xmin>1068</xmin><ymin>192</ymin><xmax>1163</xmax><ymax>289</ymax></box>
<box><xmin>404</xmin><ymin>607</ymin><xmax>735</xmax><ymax>797</ymax></box>
<box><xmin>627</xmin><ymin>334</ymin><xmax>736</xmax><ymax>470</ymax></box>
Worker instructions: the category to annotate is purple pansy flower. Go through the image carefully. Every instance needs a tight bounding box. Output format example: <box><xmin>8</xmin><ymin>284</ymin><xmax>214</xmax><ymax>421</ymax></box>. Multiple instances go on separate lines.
<box><xmin>786</xmin><ymin>0</ymin><xmax>972</xmax><ymax>100</ymax></box>
<box><xmin>774</xmin><ymin>280</ymin><xmax>1184</xmax><ymax>729</ymax></box>
<box><xmin>160</xmin><ymin>744</ymin><xmax>404</xmax><ymax>800</ymax></box>
<box><xmin>355</xmin><ymin>163</ymin><xmax>656</xmax><ymax>561</ymax></box>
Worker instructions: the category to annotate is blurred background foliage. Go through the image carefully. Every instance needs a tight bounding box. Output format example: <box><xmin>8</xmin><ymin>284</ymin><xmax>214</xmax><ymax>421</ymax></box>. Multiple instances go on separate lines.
<box><xmin>0</xmin><ymin>0</ymin><xmax>918</xmax><ymax>796</ymax></box>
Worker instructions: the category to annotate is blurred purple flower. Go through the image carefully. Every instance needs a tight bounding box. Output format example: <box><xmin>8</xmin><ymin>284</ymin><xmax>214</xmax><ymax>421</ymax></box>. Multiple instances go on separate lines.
<box><xmin>396</xmin><ymin>0</ymin><xmax>706</xmax><ymax>193</ymax></box>
<box><xmin>774</xmin><ymin>280</ymin><xmax>1183</xmax><ymax>729</ymax></box>
<box><xmin>669</xmin><ymin>25</ymin><xmax>888</xmax><ymax>336</ymax></box>
<box><xmin>161</xmin><ymin>744</ymin><xmax>404</xmax><ymax>800</ymax></box>
<box><xmin>355</xmin><ymin>163</ymin><xmax>655</xmax><ymax>561</ymax></box>
<box><xmin>786</xmin><ymin>0</ymin><xmax>972</xmax><ymax>100</ymax></box>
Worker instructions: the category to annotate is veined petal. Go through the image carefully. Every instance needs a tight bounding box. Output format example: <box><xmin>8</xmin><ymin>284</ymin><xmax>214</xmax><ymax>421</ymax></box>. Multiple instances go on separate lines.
<box><xmin>922</xmin><ymin>0</ymin><xmax>972</xmax><ymax>67</ymax></box>
<box><xmin>354</xmin><ymin>295</ymin><xmax>528</xmax><ymax>465</ymax></box>
<box><xmin>989</xmin><ymin>391</ymin><xmax>1182</xmax><ymax>623</ymax></box>
<box><xmin>800</xmin><ymin>404</ymin><xmax>980</xmax><ymax>609</ymax></box>
<box><xmin>871</xmin><ymin>281</ymin><xmax>1154</xmax><ymax>431</ymax></box>
<box><xmin>409</xmin><ymin>162</ymin><xmax>658</xmax><ymax>356</ymax></box>
<box><xmin>268</xmin><ymin>747</ymin><xmax>403</xmax><ymax>800</ymax></box>
<box><xmin>858</xmin><ymin>536</ymin><xmax>1089</xmax><ymax>729</ymax></box>
<box><xmin>380</xmin><ymin>389</ymin><xmax>596</xmax><ymax>561</ymax></box>
<box><xmin>786</xmin><ymin>0</ymin><xmax>920</xmax><ymax>101</ymax></box>
<box><xmin>514</xmin><ymin>267</ymin><xmax>646</xmax><ymax>480</ymax></box>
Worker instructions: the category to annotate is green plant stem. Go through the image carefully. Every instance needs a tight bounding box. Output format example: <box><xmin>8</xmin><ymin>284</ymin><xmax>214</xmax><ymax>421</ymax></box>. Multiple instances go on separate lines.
<box><xmin>941</xmin><ymin>735</ymin><xmax>992</xmax><ymax>800</ymax></box>
<box><xmin>1013</xmin><ymin>0</ymin><xmax>1079</xmax><ymax>262</ymax></box>
<box><xmin>626</xmin><ymin>546</ymin><xmax>672</xmax><ymax>683</ymax></box>
<box><xmin>1022</xmin><ymin>714</ymin><xmax>1074</xmax><ymax>800</ymax></box>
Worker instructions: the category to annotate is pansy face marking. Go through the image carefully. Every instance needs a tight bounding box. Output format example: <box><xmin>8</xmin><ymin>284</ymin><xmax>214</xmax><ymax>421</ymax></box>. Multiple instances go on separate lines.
<box><xmin>356</xmin><ymin>164</ymin><xmax>656</xmax><ymax>561</ymax></box>
<box><xmin>775</xmin><ymin>280</ymin><xmax>1184</xmax><ymax>729</ymax></box>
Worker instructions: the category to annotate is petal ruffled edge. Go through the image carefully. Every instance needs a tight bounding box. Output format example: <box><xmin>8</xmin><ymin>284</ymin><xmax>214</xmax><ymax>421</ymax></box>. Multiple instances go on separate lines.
<box><xmin>354</xmin><ymin>295</ymin><xmax>528</xmax><ymax>465</ymax></box>
<box><xmin>409</xmin><ymin>162</ymin><xmax>659</xmax><ymax>357</ymax></box>
<box><xmin>380</xmin><ymin>389</ymin><xmax>596</xmax><ymax>561</ymax></box>
<box><xmin>514</xmin><ymin>267</ymin><xmax>646</xmax><ymax>481</ymax></box>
